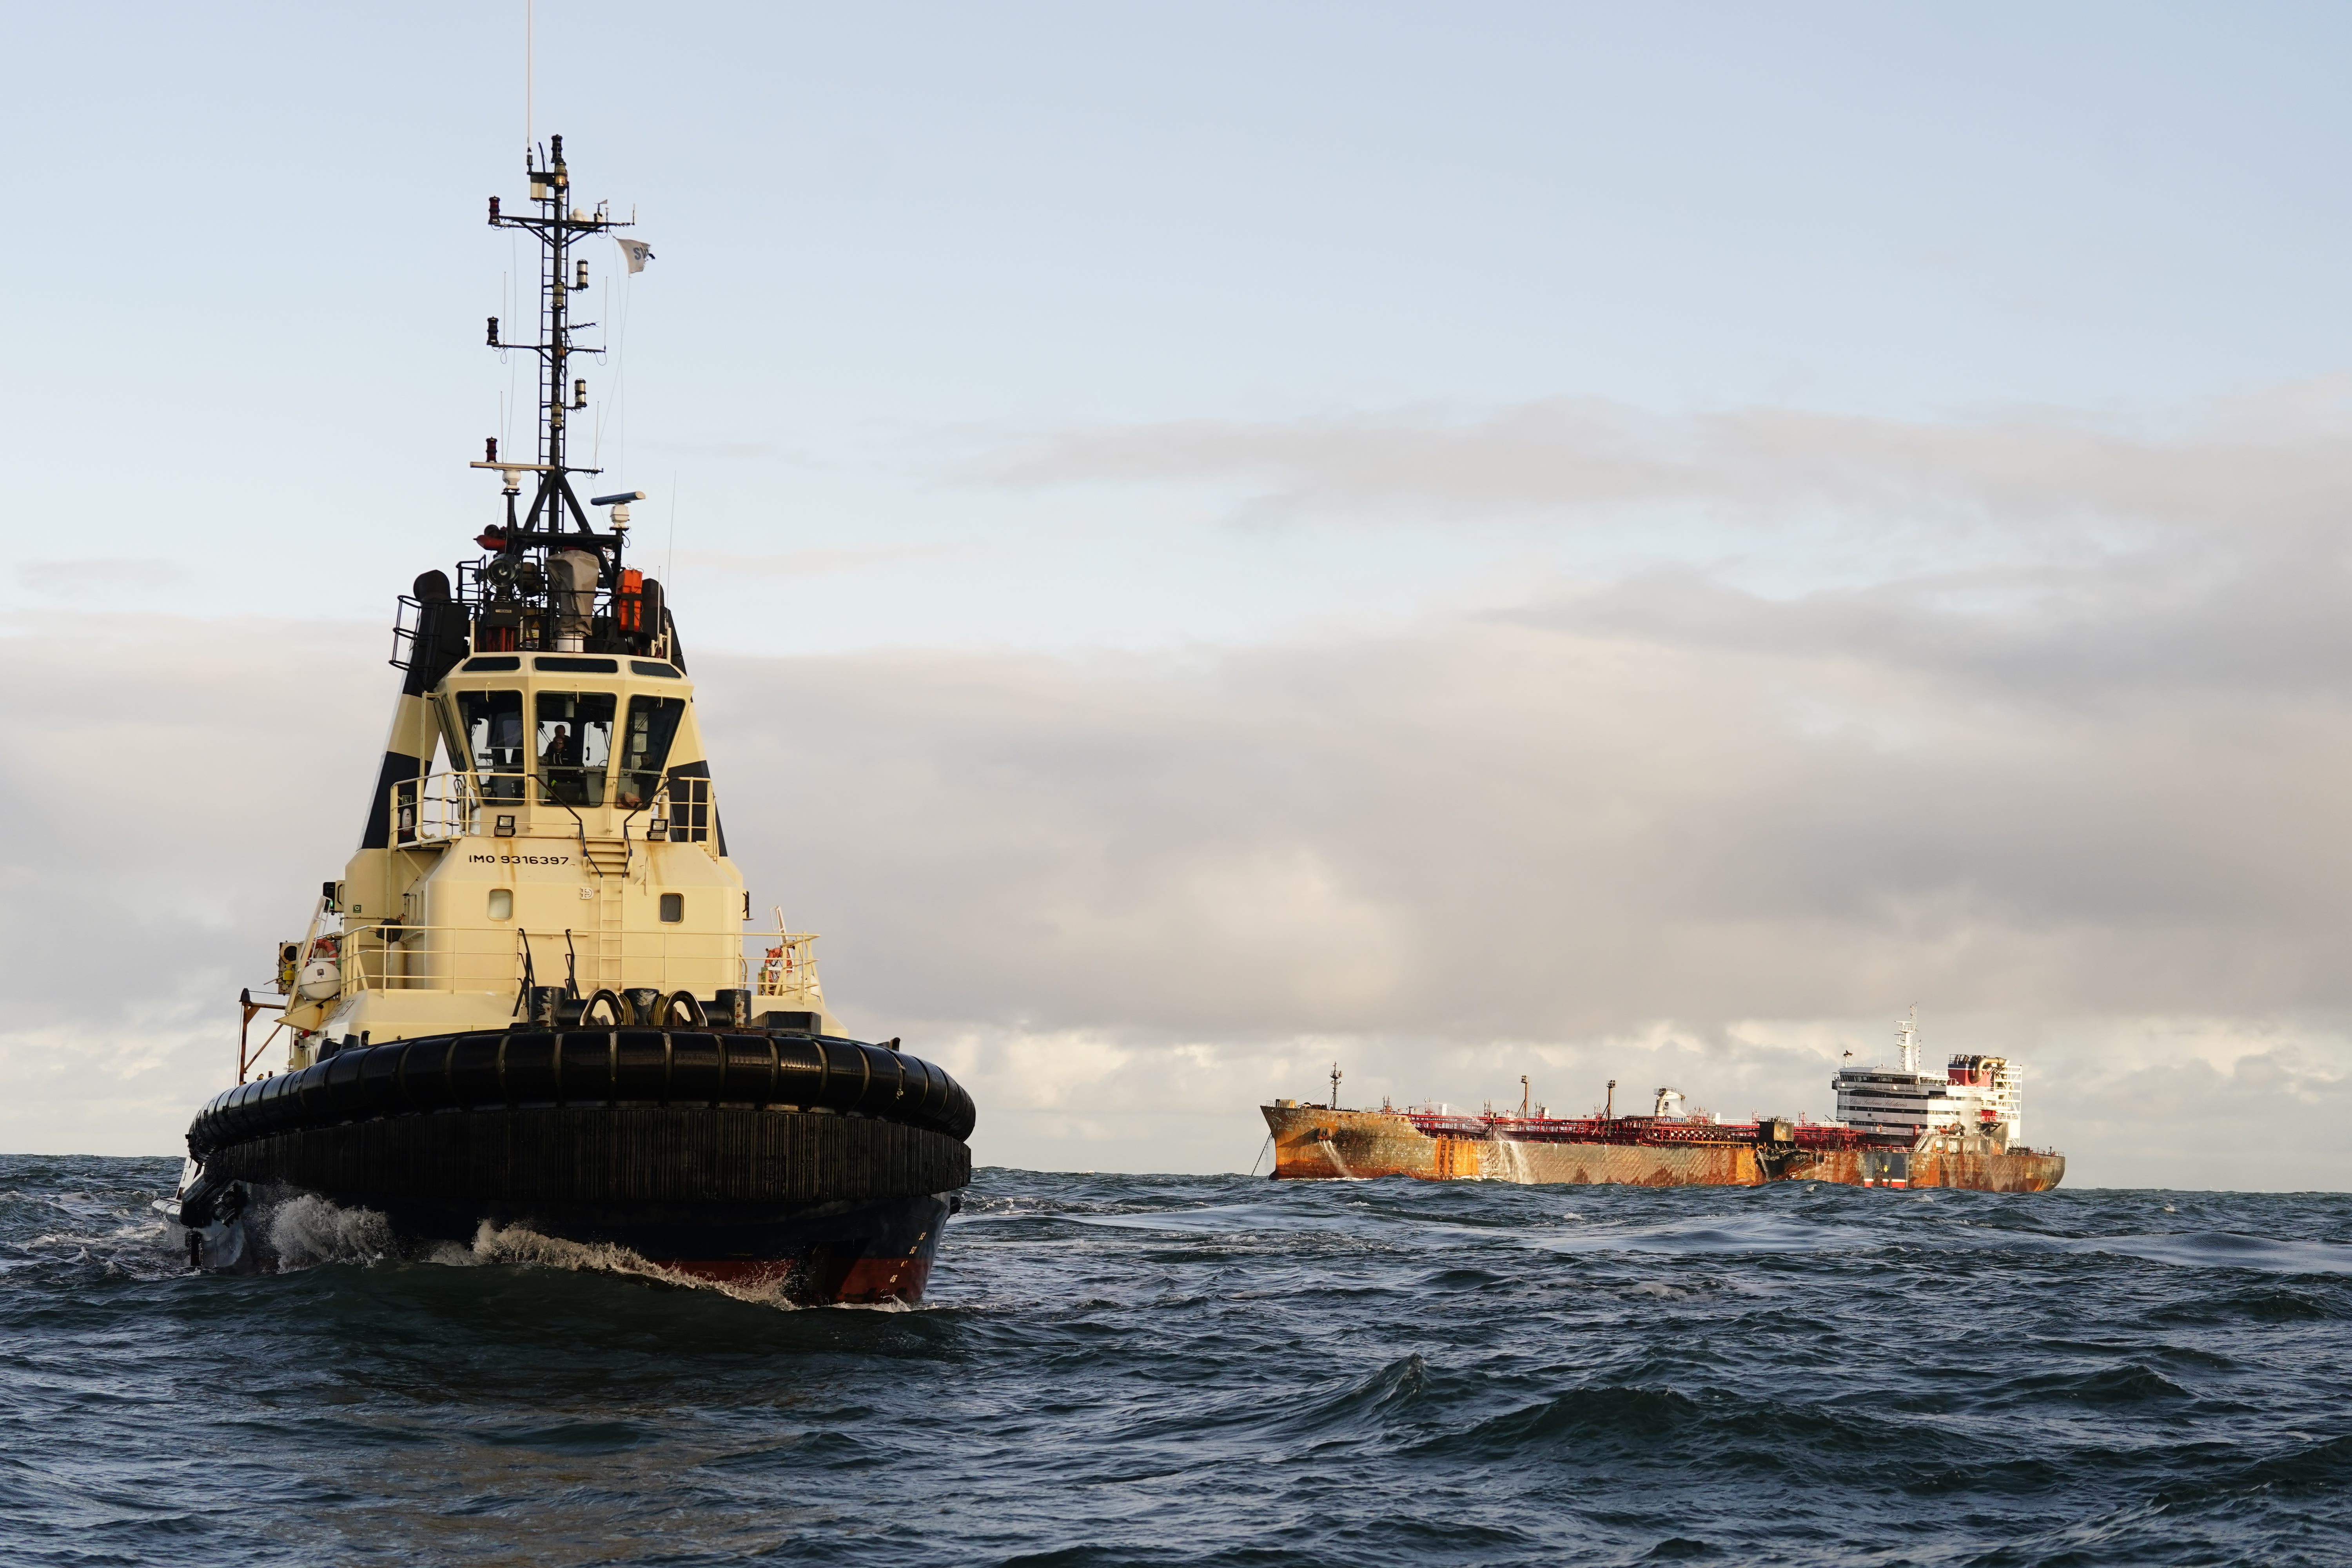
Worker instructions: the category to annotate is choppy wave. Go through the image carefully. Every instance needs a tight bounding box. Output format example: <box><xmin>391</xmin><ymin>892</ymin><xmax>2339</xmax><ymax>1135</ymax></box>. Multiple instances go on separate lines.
<box><xmin>2</xmin><ymin>1156</ymin><xmax>2346</xmax><ymax>1566</ymax></box>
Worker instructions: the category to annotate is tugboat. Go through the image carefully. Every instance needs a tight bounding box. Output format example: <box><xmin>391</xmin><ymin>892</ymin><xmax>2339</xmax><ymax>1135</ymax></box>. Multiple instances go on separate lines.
<box><xmin>160</xmin><ymin>137</ymin><xmax>976</xmax><ymax>1303</ymax></box>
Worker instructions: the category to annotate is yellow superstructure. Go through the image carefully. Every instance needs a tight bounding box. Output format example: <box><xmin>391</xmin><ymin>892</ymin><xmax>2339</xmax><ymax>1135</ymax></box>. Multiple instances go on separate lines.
<box><xmin>214</xmin><ymin>132</ymin><xmax>850</xmax><ymax>1083</ymax></box>
<box><xmin>272</xmin><ymin>646</ymin><xmax>834</xmax><ymax>1069</ymax></box>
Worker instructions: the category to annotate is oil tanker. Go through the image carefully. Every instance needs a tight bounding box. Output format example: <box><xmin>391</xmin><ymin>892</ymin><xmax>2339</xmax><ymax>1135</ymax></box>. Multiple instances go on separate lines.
<box><xmin>1263</xmin><ymin>1012</ymin><xmax>2063</xmax><ymax>1191</ymax></box>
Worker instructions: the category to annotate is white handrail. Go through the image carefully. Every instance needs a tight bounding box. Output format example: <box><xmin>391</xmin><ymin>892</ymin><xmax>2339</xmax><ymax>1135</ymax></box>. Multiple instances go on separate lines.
<box><xmin>389</xmin><ymin>769</ymin><xmax>718</xmax><ymax>848</ymax></box>
<box><xmin>311</xmin><ymin>920</ymin><xmax>822</xmax><ymax>1003</ymax></box>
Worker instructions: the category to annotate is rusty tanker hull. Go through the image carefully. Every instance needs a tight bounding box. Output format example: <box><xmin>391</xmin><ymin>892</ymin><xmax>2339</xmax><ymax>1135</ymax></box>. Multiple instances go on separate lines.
<box><xmin>1262</xmin><ymin>1104</ymin><xmax>2065</xmax><ymax>1192</ymax></box>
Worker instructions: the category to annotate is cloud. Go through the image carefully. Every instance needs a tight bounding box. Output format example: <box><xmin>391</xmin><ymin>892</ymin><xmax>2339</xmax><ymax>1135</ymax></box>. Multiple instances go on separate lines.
<box><xmin>691</xmin><ymin>517</ymin><xmax>2352</xmax><ymax>1183</ymax></box>
<box><xmin>10</xmin><ymin>395</ymin><xmax>2350</xmax><ymax>1189</ymax></box>
<box><xmin>966</xmin><ymin>385</ymin><xmax>2352</xmax><ymax>537</ymax></box>
<box><xmin>710</xmin><ymin>576</ymin><xmax>2352</xmax><ymax>1042</ymax></box>
<box><xmin>0</xmin><ymin>612</ymin><xmax>384</xmax><ymax>1158</ymax></box>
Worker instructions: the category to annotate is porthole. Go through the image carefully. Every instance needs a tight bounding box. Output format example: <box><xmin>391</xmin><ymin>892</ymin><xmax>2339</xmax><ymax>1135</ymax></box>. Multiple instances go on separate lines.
<box><xmin>487</xmin><ymin>888</ymin><xmax>513</xmax><ymax>920</ymax></box>
<box><xmin>660</xmin><ymin>893</ymin><xmax>683</xmax><ymax>923</ymax></box>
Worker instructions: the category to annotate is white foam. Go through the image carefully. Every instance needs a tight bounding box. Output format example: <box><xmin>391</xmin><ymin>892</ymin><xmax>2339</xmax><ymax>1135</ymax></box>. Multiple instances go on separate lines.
<box><xmin>458</xmin><ymin>1220</ymin><xmax>880</xmax><ymax>1310</ymax></box>
<box><xmin>466</xmin><ymin>1218</ymin><xmax>677</xmax><ymax>1280</ymax></box>
<box><xmin>263</xmin><ymin>1193</ymin><xmax>394</xmax><ymax>1268</ymax></box>
<box><xmin>217</xmin><ymin>1196</ymin><xmax>925</xmax><ymax>1308</ymax></box>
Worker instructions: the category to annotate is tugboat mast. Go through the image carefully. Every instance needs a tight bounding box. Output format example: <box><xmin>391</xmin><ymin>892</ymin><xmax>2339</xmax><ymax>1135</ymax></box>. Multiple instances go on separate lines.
<box><xmin>478</xmin><ymin>131</ymin><xmax>630</xmax><ymax>550</ymax></box>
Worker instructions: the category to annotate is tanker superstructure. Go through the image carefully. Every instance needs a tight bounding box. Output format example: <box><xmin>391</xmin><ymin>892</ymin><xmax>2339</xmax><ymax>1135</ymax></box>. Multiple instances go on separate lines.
<box><xmin>160</xmin><ymin>136</ymin><xmax>976</xmax><ymax>1302</ymax></box>
<box><xmin>1263</xmin><ymin>1012</ymin><xmax>2062</xmax><ymax>1191</ymax></box>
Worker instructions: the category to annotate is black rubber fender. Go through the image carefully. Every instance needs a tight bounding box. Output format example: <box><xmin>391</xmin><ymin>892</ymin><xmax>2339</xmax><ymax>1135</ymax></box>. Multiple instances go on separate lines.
<box><xmin>189</xmin><ymin>1026</ymin><xmax>976</xmax><ymax>1154</ymax></box>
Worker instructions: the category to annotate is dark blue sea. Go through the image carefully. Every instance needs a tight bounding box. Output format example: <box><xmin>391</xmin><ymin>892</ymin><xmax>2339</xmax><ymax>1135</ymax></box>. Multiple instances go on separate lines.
<box><xmin>3</xmin><ymin>1156</ymin><xmax>2348</xmax><ymax>1566</ymax></box>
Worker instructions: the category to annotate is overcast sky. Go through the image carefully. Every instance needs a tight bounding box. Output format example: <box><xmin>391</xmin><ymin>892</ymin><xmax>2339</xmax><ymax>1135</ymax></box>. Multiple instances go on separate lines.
<box><xmin>4</xmin><ymin>3</ymin><xmax>2349</xmax><ymax>1187</ymax></box>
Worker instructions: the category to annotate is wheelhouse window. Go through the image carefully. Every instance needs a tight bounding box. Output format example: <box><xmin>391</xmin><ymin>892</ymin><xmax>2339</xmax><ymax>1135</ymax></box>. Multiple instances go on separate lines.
<box><xmin>456</xmin><ymin>690</ymin><xmax>526</xmax><ymax>802</ymax></box>
<box><xmin>537</xmin><ymin>691</ymin><xmax>615</xmax><ymax>806</ymax></box>
<box><xmin>615</xmin><ymin>695</ymin><xmax>686</xmax><ymax>809</ymax></box>
<box><xmin>434</xmin><ymin>700</ymin><xmax>470</xmax><ymax>779</ymax></box>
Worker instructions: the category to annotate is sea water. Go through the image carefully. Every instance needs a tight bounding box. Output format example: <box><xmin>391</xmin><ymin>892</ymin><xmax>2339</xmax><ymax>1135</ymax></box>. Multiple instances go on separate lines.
<box><xmin>2</xmin><ymin>1154</ymin><xmax>2347</xmax><ymax>1565</ymax></box>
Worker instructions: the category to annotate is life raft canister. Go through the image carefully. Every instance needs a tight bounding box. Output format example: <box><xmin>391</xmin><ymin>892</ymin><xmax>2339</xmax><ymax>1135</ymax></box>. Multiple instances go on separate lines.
<box><xmin>297</xmin><ymin>954</ymin><xmax>341</xmax><ymax>1001</ymax></box>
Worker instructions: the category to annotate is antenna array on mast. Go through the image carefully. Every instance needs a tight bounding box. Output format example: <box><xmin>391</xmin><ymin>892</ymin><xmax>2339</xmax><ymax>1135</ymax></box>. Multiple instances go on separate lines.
<box><xmin>475</xmin><ymin>133</ymin><xmax>634</xmax><ymax>554</ymax></box>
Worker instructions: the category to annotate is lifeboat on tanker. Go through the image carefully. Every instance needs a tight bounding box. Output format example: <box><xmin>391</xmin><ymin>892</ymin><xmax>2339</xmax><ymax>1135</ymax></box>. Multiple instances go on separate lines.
<box><xmin>158</xmin><ymin>134</ymin><xmax>976</xmax><ymax>1304</ymax></box>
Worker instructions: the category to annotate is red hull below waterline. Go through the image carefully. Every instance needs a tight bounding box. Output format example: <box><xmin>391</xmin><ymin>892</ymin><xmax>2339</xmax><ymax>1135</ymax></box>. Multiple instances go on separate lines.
<box><xmin>664</xmin><ymin>1253</ymin><xmax>935</xmax><ymax>1303</ymax></box>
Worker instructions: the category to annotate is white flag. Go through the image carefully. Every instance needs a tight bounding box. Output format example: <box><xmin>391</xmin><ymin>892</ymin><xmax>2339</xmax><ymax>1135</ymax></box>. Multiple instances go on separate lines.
<box><xmin>615</xmin><ymin>237</ymin><xmax>655</xmax><ymax>274</ymax></box>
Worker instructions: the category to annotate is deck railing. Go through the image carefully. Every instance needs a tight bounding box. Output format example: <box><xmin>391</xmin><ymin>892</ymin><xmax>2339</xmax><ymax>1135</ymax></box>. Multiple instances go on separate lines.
<box><xmin>306</xmin><ymin>922</ymin><xmax>821</xmax><ymax>1007</ymax></box>
<box><xmin>392</xmin><ymin>772</ymin><xmax>486</xmax><ymax>846</ymax></box>
<box><xmin>753</xmin><ymin>931</ymin><xmax>823</xmax><ymax>1005</ymax></box>
<box><xmin>390</xmin><ymin>769</ymin><xmax>718</xmax><ymax>849</ymax></box>
<box><xmin>331</xmin><ymin>923</ymin><xmax>534</xmax><ymax>996</ymax></box>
